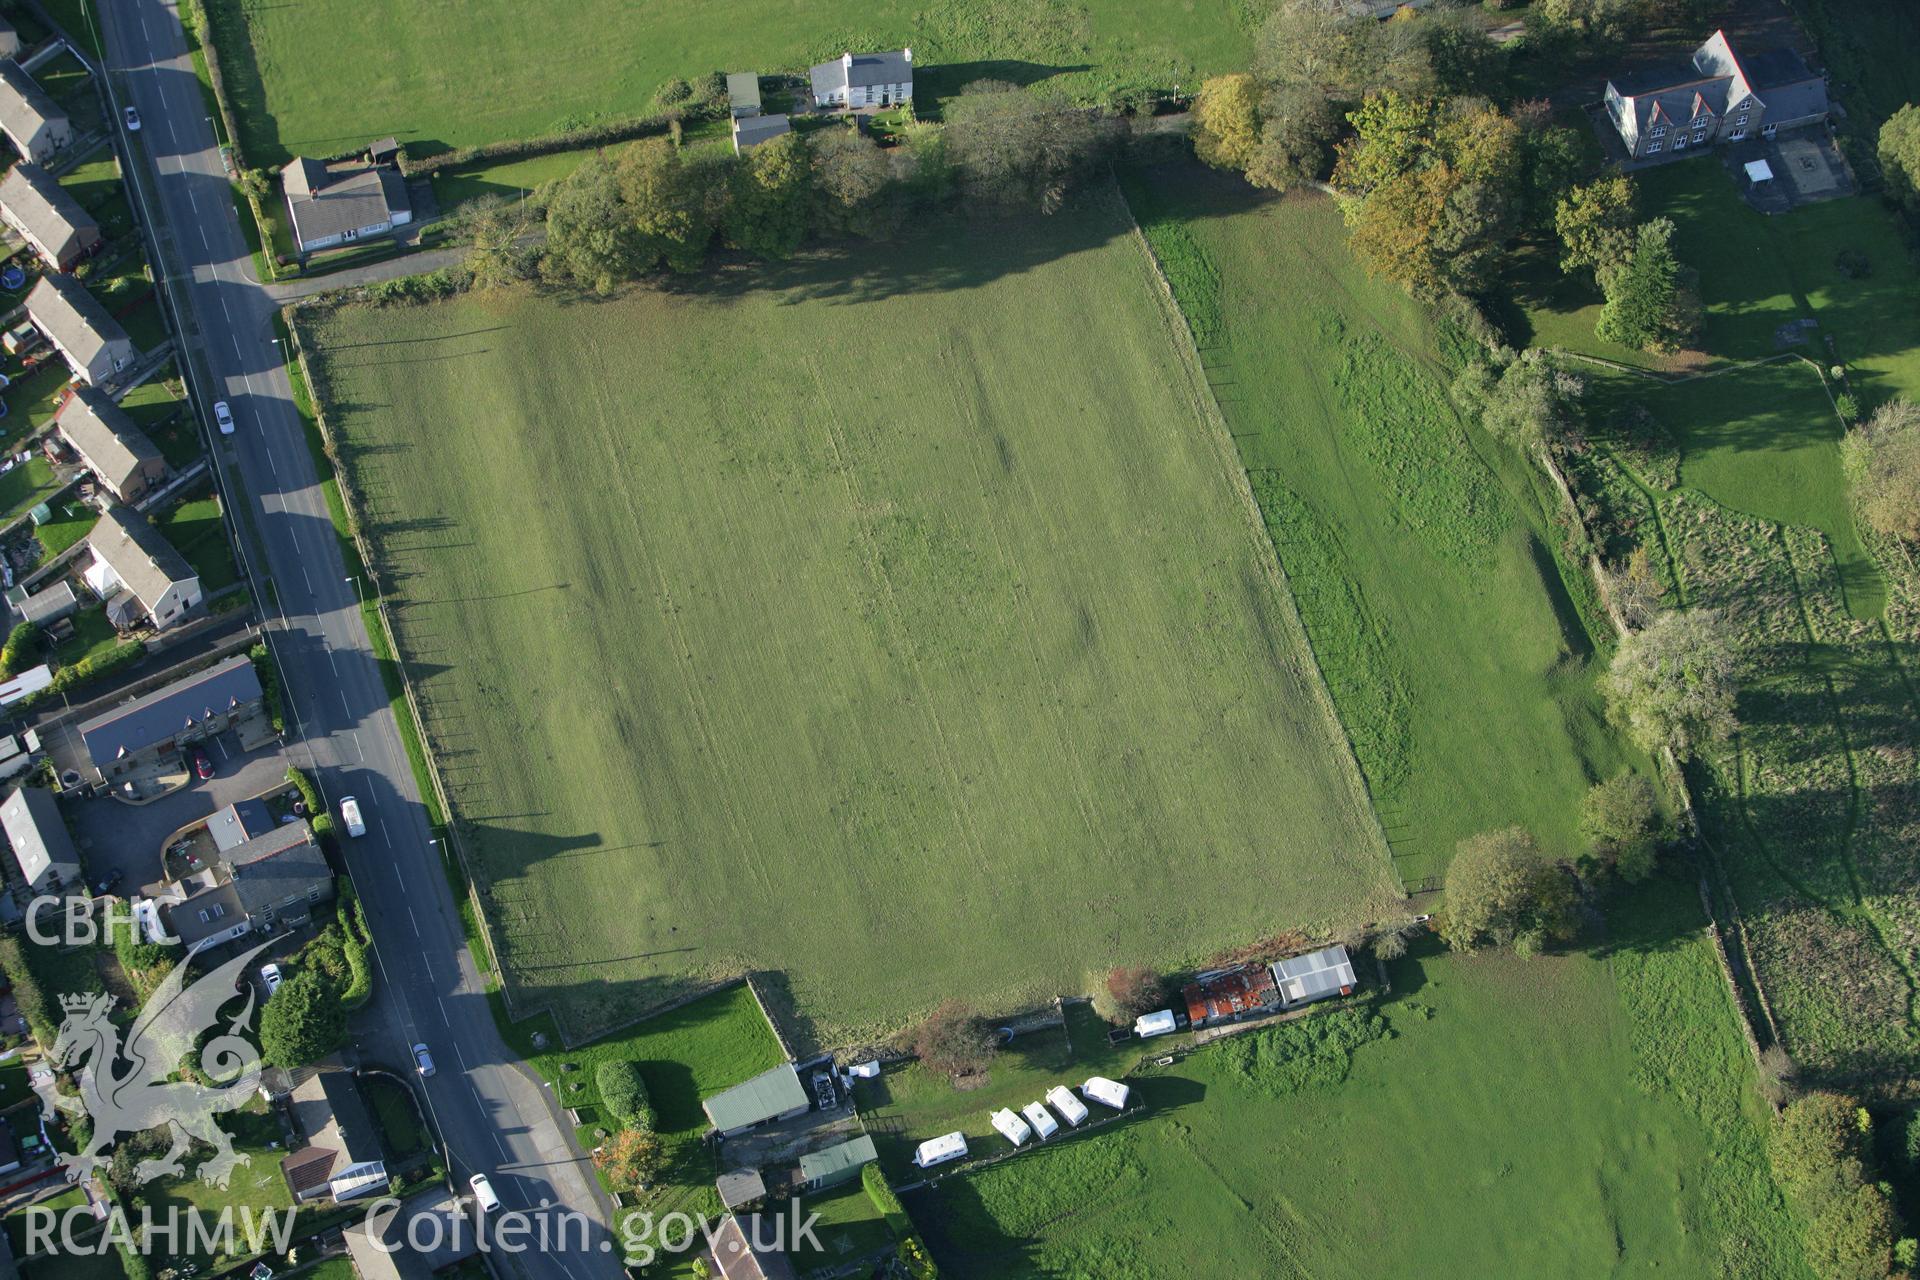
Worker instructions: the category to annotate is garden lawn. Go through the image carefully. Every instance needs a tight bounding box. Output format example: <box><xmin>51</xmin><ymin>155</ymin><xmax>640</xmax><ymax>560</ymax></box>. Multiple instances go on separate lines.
<box><xmin>156</xmin><ymin>489</ymin><xmax>240</xmax><ymax>591</ymax></box>
<box><xmin>32</xmin><ymin>501</ymin><xmax>96</xmax><ymax>557</ymax></box>
<box><xmin>307</xmin><ymin>189</ymin><xmax>1397</xmax><ymax>1044</ymax></box>
<box><xmin>912</xmin><ymin>878</ymin><xmax>1808</xmax><ymax>1279</ymax></box>
<box><xmin>58</xmin><ymin>156</ymin><xmax>132</xmax><ymax>239</ymax></box>
<box><xmin>203</xmin><ymin>0</ymin><xmax>1253</xmax><ymax>164</ymax></box>
<box><xmin>55</xmin><ymin>606</ymin><xmax>120</xmax><ymax>668</ymax></box>
<box><xmin>118</xmin><ymin>372</ymin><xmax>201</xmax><ymax>468</ymax></box>
<box><xmin>1123</xmin><ymin>168</ymin><xmax>1634</xmax><ymax>886</ymax></box>
<box><xmin>0</xmin><ymin>457</ymin><xmax>63</xmax><ymax>524</ymax></box>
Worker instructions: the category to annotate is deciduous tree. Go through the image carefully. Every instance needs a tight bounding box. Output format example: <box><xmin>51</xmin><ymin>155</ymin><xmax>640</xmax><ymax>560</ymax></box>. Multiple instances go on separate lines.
<box><xmin>542</xmin><ymin>157</ymin><xmax>641</xmax><ymax>293</ymax></box>
<box><xmin>1091</xmin><ymin>967</ymin><xmax>1165</xmax><ymax>1023</ymax></box>
<box><xmin>1244</xmin><ymin>84</ymin><xmax>1341</xmax><ymax>191</ymax></box>
<box><xmin>1603</xmin><ymin>607</ymin><xmax>1739</xmax><ymax>758</ymax></box>
<box><xmin>1194</xmin><ymin>73</ymin><xmax>1263</xmax><ymax>171</ymax></box>
<box><xmin>258</xmin><ymin>971</ymin><xmax>345</xmax><ymax>1069</ymax></box>
<box><xmin>1440</xmin><ymin>827</ymin><xmax>1578</xmax><ymax>953</ymax></box>
<box><xmin>594</xmin><ymin>1127</ymin><xmax>666</xmax><ymax>1191</ymax></box>
<box><xmin>1556</xmin><ymin>175</ymin><xmax>1637</xmax><ymax>287</ymax></box>
<box><xmin>1452</xmin><ymin>347</ymin><xmax>1585</xmax><ymax>451</ymax></box>
<box><xmin>616</xmin><ymin>140</ymin><xmax>729</xmax><ymax>273</ymax></box>
<box><xmin>1840</xmin><ymin>397</ymin><xmax>1920</xmax><ymax>543</ymax></box>
<box><xmin>911</xmin><ymin>999</ymin><xmax>997</xmax><ymax>1079</ymax></box>
<box><xmin>810</xmin><ymin>127</ymin><xmax>896</xmax><ymax>237</ymax></box>
<box><xmin>1876</xmin><ymin>103</ymin><xmax>1920</xmax><ymax>214</ymax></box>
<box><xmin>728</xmin><ymin>132</ymin><xmax>811</xmax><ymax>259</ymax></box>
<box><xmin>945</xmin><ymin>82</ymin><xmax>1121</xmax><ymax>213</ymax></box>
<box><xmin>1579</xmin><ymin>773</ymin><xmax>1659</xmax><ymax>882</ymax></box>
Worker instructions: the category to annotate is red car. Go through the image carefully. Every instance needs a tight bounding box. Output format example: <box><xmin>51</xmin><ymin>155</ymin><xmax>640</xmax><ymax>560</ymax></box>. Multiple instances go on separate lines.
<box><xmin>191</xmin><ymin>750</ymin><xmax>215</xmax><ymax>781</ymax></box>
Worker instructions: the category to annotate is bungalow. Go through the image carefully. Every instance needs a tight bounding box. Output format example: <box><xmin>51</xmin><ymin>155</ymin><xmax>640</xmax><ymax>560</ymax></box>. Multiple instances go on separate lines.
<box><xmin>0</xmin><ymin>785</ymin><xmax>80</xmax><ymax>898</ymax></box>
<box><xmin>0</xmin><ymin>62</ymin><xmax>71</xmax><ymax>165</ymax></box>
<box><xmin>282</xmin><ymin>156</ymin><xmax>412</xmax><ymax>254</ymax></box>
<box><xmin>283</xmin><ymin>1069</ymin><xmax>388</xmax><ymax>1203</ymax></box>
<box><xmin>708</xmin><ymin>1214</ymin><xmax>797</xmax><ymax>1280</ymax></box>
<box><xmin>24</xmin><ymin>274</ymin><xmax>137</xmax><ymax>386</ymax></box>
<box><xmin>1604</xmin><ymin>30</ymin><xmax>1829</xmax><ymax>161</ymax></box>
<box><xmin>0</xmin><ymin>162</ymin><xmax>102</xmax><ymax>270</ymax></box>
<box><xmin>82</xmin><ymin>504</ymin><xmax>200</xmax><ymax>631</ymax></box>
<box><xmin>726</xmin><ymin>73</ymin><xmax>762</xmax><ymax>118</ymax></box>
<box><xmin>56</xmin><ymin>386</ymin><xmax>167</xmax><ymax>504</ymax></box>
<box><xmin>78</xmin><ymin>652</ymin><xmax>263</xmax><ymax>786</ymax></box>
<box><xmin>732</xmin><ymin>114</ymin><xmax>791</xmax><ymax>155</ymax></box>
<box><xmin>809</xmin><ymin>49</ymin><xmax>913</xmax><ymax>110</ymax></box>
<box><xmin>1269</xmin><ymin>944</ymin><xmax>1358</xmax><ymax>1009</ymax></box>
<box><xmin>702</xmin><ymin>1063</ymin><xmax>810</xmax><ymax>1137</ymax></box>
<box><xmin>152</xmin><ymin>819</ymin><xmax>332</xmax><ymax>949</ymax></box>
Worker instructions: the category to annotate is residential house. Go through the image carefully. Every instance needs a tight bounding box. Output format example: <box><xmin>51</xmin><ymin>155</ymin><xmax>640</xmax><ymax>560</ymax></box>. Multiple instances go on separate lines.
<box><xmin>78</xmin><ymin>652</ymin><xmax>263</xmax><ymax>786</ymax></box>
<box><xmin>1269</xmin><ymin>944</ymin><xmax>1358</xmax><ymax>1009</ymax></box>
<box><xmin>1605</xmin><ymin>30</ymin><xmax>1830</xmax><ymax>161</ymax></box>
<box><xmin>82</xmin><ymin>504</ymin><xmax>200</xmax><ymax>631</ymax></box>
<box><xmin>702</xmin><ymin>1063</ymin><xmax>810</xmax><ymax>1137</ymax></box>
<box><xmin>151</xmin><ymin>819</ymin><xmax>332</xmax><ymax>949</ymax></box>
<box><xmin>1181</xmin><ymin>962</ymin><xmax>1281</xmax><ymax>1029</ymax></box>
<box><xmin>808</xmin><ymin>49</ymin><xmax>912</xmax><ymax>110</ymax></box>
<box><xmin>342</xmin><ymin>1189</ymin><xmax>478</xmax><ymax>1280</ymax></box>
<box><xmin>283</xmin><ymin>1069</ymin><xmax>388</xmax><ymax>1204</ymax></box>
<box><xmin>732</xmin><ymin>114</ymin><xmax>790</xmax><ymax>154</ymax></box>
<box><xmin>0</xmin><ymin>162</ymin><xmax>101</xmax><ymax>270</ymax></box>
<box><xmin>207</xmin><ymin>797</ymin><xmax>274</xmax><ymax>854</ymax></box>
<box><xmin>282</xmin><ymin>155</ymin><xmax>412</xmax><ymax>254</ymax></box>
<box><xmin>727</xmin><ymin>73</ymin><xmax>762</xmax><ymax>118</ymax></box>
<box><xmin>24</xmin><ymin>274</ymin><xmax>137</xmax><ymax>386</ymax></box>
<box><xmin>797</xmin><ymin>1135</ymin><xmax>876</xmax><ymax>1191</ymax></box>
<box><xmin>708</xmin><ymin>1214</ymin><xmax>797</xmax><ymax>1280</ymax></box>
<box><xmin>56</xmin><ymin>386</ymin><xmax>167</xmax><ymax>504</ymax></box>
<box><xmin>0</xmin><ymin>62</ymin><xmax>71</xmax><ymax>166</ymax></box>
<box><xmin>0</xmin><ymin>785</ymin><xmax>80</xmax><ymax>898</ymax></box>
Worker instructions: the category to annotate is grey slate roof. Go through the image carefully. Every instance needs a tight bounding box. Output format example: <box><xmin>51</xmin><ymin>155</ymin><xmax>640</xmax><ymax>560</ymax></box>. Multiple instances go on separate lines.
<box><xmin>79</xmin><ymin>653</ymin><xmax>262</xmax><ymax>766</ymax></box>
<box><xmin>12</xmin><ymin>579</ymin><xmax>77</xmax><ymax>625</ymax></box>
<box><xmin>810</xmin><ymin>49</ymin><xmax>912</xmax><ymax>97</ymax></box>
<box><xmin>732</xmin><ymin>114</ymin><xmax>790</xmax><ymax>150</ymax></box>
<box><xmin>87</xmin><ymin>504</ymin><xmax>195</xmax><ymax>616</ymax></box>
<box><xmin>208</xmin><ymin>798</ymin><xmax>273</xmax><ymax>853</ymax></box>
<box><xmin>284</xmin><ymin>162</ymin><xmax>407</xmax><ymax>247</ymax></box>
<box><xmin>0</xmin><ymin>163</ymin><xmax>98</xmax><ymax>263</ymax></box>
<box><xmin>715</xmin><ymin>1167</ymin><xmax>767</xmax><ymax>1210</ymax></box>
<box><xmin>26</xmin><ymin>274</ymin><xmax>133</xmax><ymax>375</ymax></box>
<box><xmin>225</xmin><ymin>820</ymin><xmax>328</xmax><ymax>918</ymax></box>
<box><xmin>57</xmin><ymin>385</ymin><xmax>162</xmax><ymax>497</ymax></box>
<box><xmin>0</xmin><ymin>61</ymin><xmax>64</xmax><ymax>148</ymax></box>
<box><xmin>0</xmin><ymin>785</ymin><xmax>79</xmax><ymax>895</ymax></box>
<box><xmin>1742</xmin><ymin>46</ymin><xmax>1816</xmax><ymax>90</ymax></box>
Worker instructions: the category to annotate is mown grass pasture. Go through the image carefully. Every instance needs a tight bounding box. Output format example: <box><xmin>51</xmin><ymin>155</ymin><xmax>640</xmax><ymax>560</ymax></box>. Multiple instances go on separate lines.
<box><xmin>911</xmin><ymin>880</ymin><xmax>1807</xmax><ymax>1278</ymax></box>
<box><xmin>202</xmin><ymin>0</ymin><xmax>1253</xmax><ymax>164</ymax></box>
<box><xmin>307</xmin><ymin>191</ymin><xmax>1398</xmax><ymax>1044</ymax></box>
<box><xmin>1123</xmin><ymin>168</ymin><xmax>1633</xmax><ymax>886</ymax></box>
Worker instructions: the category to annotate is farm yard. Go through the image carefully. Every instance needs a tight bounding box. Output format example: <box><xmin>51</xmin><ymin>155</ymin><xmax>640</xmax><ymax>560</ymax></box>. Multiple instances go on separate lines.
<box><xmin>199</xmin><ymin>0</ymin><xmax>1252</xmax><ymax>164</ymax></box>
<box><xmin>302</xmin><ymin>190</ymin><xmax>1401</xmax><ymax>1045</ymax></box>
<box><xmin>909</xmin><ymin>880</ymin><xmax>1806</xmax><ymax>1279</ymax></box>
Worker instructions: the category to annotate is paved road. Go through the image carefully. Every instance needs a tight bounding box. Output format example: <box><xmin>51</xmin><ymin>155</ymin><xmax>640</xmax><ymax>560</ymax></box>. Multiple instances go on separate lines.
<box><xmin>89</xmin><ymin>4</ymin><xmax>623</xmax><ymax>1276</ymax></box>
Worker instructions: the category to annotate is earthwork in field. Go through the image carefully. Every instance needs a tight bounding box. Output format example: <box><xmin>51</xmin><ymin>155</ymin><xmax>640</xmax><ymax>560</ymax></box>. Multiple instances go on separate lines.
<box><xmin>302</xmin><ymin>192</ymin><xmax>1400</xmax><ymax>1043</ymax></box>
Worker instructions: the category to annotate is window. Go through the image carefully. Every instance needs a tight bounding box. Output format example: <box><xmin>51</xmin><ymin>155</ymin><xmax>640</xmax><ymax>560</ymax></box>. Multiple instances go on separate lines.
<box><xmin>1646</xmin><ymin>141</ymin><xmax>1663</xmax><ymax>154</ymax></box>
<box><xmin>1672</xmin><ymin>137</ymin><xmax>1687</xmax><ymax>150</ymax></box>
<box><xmin>1650</xmin><ymin>125</ymin><xmax>1667</xmax><ymax>138</ymax></box>
<box><xmin>1692</xmin><ymin>128</ymin><xmax>1707</xmax><ymax>143</ymax></box>
<box><xmin>307</xmin><ymin>885</ymin><xmax>323</xmax><ymax>902</ymax></box>
<box><xmin>1729</xmin><ymin>129</ymin><xmax>1747</xmax><ymax>141</ymax></box>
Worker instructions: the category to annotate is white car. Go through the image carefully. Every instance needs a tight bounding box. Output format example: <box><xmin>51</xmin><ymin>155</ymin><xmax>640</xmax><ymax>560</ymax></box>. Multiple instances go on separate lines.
<box><xmin>258</xmin><ymin>964</ymin><xmax>283</xmax><ymax>996</ymax></box>
<box><xmin>123</xmin><ymin>106</ymin><xmax>141</xmax><ymax>132</ymax></box>
<box><xmin>213</xmin><ymin>400</ymin><xmax>234</xmax><ymax>435</ymax></box>
<box><xmin>468</xmin><ymin>1174</ymin><xmax>501</xmax><ymax>1214</ymax></box>
<box><xmin>412</xmin><ymin>1043</ymin><xmax>435</xmax><ymax>1077</ymax></box>
<box><xmin>340</xmin><ymin>796</ymin><xmax>366</xmax><ymax>838</ymax></box>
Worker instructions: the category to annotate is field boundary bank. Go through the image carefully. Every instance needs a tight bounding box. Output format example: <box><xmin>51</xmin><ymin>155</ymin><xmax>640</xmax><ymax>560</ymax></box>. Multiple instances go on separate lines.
<box><xmin>1111</xmin><ymin>175</ymin><xmax>1405</xmax><ymax>911</ymax></box>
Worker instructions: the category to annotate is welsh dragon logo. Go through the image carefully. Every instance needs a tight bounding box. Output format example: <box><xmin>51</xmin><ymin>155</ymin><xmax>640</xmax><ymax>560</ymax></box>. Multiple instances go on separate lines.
<box><xmin>34</xmin><ymin>942</ymin><xmax>271</xmax><ymax>1189</ymax></box>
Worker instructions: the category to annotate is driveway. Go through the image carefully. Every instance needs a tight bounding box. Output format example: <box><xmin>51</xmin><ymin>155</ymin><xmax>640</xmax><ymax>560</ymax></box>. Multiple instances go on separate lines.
<box><xmin>66</xmin><ymin>729</ymin><xmax>291</xmax><ymax>891</ymax></box>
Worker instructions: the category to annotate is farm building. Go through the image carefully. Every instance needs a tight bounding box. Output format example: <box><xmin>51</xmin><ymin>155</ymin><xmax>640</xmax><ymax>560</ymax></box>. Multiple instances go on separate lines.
<box><xmin>282</xmin><ymin>155</ymin><xmax>413</xmax><ymax>254</ymax></box>
<box><xmin>0</xmin><ymin>785</ymin><xmax>79</xmax><ymax>898</ymax></box>
<box><xmin>702</xmin><ymin>1063</ymin><xmax>810</xmax><ymax>1137</ymax></box>
<box><xmin>25</xmin><ymin>274</ymin><xmax>137</xmax><ymax>386</ymax></box>
<box><xmin>715</xmin><ymin>1167</ymin><xmax>767</xmax><ymax>1211</ymax></box>
<box><xmin>1082</xmin><ymin>1076</ymin><xmax>1129</xmax><ymax>1110</ymax></box>
<box><xmin>82</xmin><ymin>504</ymin><xmax>201</xmax><ymax>631</ymax></box>
<box><xmin>912</xmin><ymin>1132</ymin><xmax>967</xmax><ymax>1168</ymax></box>
<box><xmin>1271</xmin><ymin>944</ymin><xmax>1358</xmax><ymax>1008</ymax></box>
<box><xmin>809</xmin><ymin>49</ymin><xmax>913</xmax><ymax>110</ymax></box>
<box><xmin>797</xmin><ymin>1134</ymin><xmax>876</xmax><ymax>1190</ymax></box>
<box><xmin>0</xmin><ymin>61</ymin><xmax>72</xmax><ymax>165</ymax></box>
<box><xmin>78</xmin><ymin>652</ymin><xmax>263</xmax><ymax>786</ymax></box>
<box><xmin>726</xmin><ymin>73</ymin><xmax>761</xmax><ymax>117</ymax></box>
<box><xmin>0</xmin><ymin>162</ymin><xmax>101</xmax><ymax>270</ymax></box>
<box><xmin>732</xmin><ymin>114</ymin><xmax>790</xmax><ymax>154</ymax></box>
<box><xmin>708</xmin><ymin>1214</ymin><xmax>797</xmax><ymax>1280</ymax></box>
<box><xmin>1182</xmin><ymin>962</ymin><xmax>1281</xmax><ymax>1028</ymax></box>
<box><xmin>56</xmin><ymin>385</ymin><xmax>167</xmax><ymax>504</ymax></box>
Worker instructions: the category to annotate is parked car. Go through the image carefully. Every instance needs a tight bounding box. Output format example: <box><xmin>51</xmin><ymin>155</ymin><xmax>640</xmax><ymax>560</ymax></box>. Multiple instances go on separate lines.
<box><xmin>339</xmin><ymin>796</ymin><xmax>366</xmax><ymax>838</ymax></box>
<box><xmin>468</xmin><ymin>1174</ymin><xmax>501</xmax><ymax>1214</ymax></box>
<box><xmin>191</xmin><ymin>750</ymin><xmax>215</xmax><ymax>780</ymax></box>
<box><xmin>123</xmin><ymin>106</ymin><xmax>140</xmax><ymax>132</ymax></box>
<box><xmin>213</xmin><ymin>400</ymin><xmax>234</xmax><ymax>435</ymax></box>
<box><xmin>94</xmin><ymin>869</ymin><xmax>124</xmax><ymax>895</ymax></box>
<box><xmin>258</xmin><ymin>964</ymin><xmax>283</xmax><ymax>996</ymax></box>
<box><xmin>412</xmin><ymin>1043</ymin><xmax>435</xmax><ymax>1077</ymax></box>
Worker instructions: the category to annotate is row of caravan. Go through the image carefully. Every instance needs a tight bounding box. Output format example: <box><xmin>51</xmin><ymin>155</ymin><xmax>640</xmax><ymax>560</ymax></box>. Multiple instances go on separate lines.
<box><xmin>912</xmin><ymin>1076</ymin><xmax>1131</xmax><ymax>1168</ymax></box>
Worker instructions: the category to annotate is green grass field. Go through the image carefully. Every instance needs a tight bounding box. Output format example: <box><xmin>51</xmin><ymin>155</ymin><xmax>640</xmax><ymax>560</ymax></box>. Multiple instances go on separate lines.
<box><xmin>156</xmin><ymin>488</ymin><xmax>241</xmax><ymax>591</ymax></box>
<box><xmin>912</xmin><ymin>878</ymin><xmax>1807</xmax><ymax>1278</ymax></box>
<box><xmin>1123</xmin><ymin>168</ymin><xmax>1634</xmax><ymax>885</ymax></box>
<box><xmin>202</xmin><ymin>0</ymin><xmax>1252</xmax><ymax>164</ymax></box>
<box><xmin>308</xmin><ymin>191</ymin><xmax>1398</xmax><ymax>1043</ymax></box>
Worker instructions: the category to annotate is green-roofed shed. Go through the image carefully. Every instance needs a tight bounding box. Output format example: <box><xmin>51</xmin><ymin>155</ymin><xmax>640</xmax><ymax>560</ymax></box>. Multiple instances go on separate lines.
<box><xmin>702</xmin><ymin>1063</ymin><xmax>809</xmax><ymax>1136</ymax></box>
<box><xmin>798</xmin><ymin>1135</ymin><xmax>877</xmax><ymax>1190</ymax></box>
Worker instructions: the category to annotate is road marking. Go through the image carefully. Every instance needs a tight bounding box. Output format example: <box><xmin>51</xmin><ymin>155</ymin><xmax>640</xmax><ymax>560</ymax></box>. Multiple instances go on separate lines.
<box><xmin>231</xmin><ymin>336</ymin><xmax>242</xmax><ymax>359</ymax></box>
<box><xmin>407</xmin><ymin>906</ymin><xmax>420</xmax><ymax>937</ymax></box>
<box><xmin>326</xmin><ymin>647</ymin><xmax>339</xmax><ymax>675</ymax></box>
<box><xmin>299</xmin><ymin>564</ymin><xmax>312</xmax><ymax>592</ymax></box>
<box><xmin>452</xmin><ymin>1039</ymin><xmax>467</xmax><ymax>1071</ymax></box>
<box><xmin>339</xmin><ymin>689</ymin><xmax>352</xmax><ymax>717</ymax></box>
<box><xmin>266</xmin><ymin>448</ymin><xmax>277</xmax><ymax>477</ymax></box>
<box><xmin>380</xmin><ymin>818</ymin><xmax>392</xmax><ymax>848</ymax></box>
<box><xmin>351</xmin><ymin>730</ymin><xmax>365</xmax><ymax>762</ymax></box>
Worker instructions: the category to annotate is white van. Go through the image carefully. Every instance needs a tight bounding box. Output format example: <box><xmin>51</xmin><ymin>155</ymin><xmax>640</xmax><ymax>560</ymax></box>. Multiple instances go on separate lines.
<box><xmin>469</xmin><ymin>1174</ymin><xmax>501</xmax><ymax>1214</ymax></box>
<box><xmin>339</xmin><ymin>796</ymin><xmax>367</xmax><ymax>838</ymax></box>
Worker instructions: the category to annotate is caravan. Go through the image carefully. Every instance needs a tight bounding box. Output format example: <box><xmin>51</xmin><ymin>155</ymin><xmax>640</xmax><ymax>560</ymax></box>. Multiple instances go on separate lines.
<box><xmin>1021</xmin><ymin>1101</ymin><xmax>1059</xmax><ymax>1140</ymax></box>
<box><xmin>990</xmin><ymin>1108</ymin><xmax>1033</xmax><ymax>1147</ymax></box>
<box><xmin>912</xmin><ymin>1132</ymin><xmax>968</xmax><ymax>1168</ymax></box>
<box><xmin>1046</xmin><ymin>1085</ymin><xmax>1089</xmax><ymax>1126</ymax></box>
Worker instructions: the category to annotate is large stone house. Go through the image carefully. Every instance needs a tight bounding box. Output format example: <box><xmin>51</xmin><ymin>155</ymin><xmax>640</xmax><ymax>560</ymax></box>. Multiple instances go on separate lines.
<box><xmin>1604</xmin><ymin>30</ymin><xmax>1829</xmax><ymax>161</ymax></box>
<box><xmin>78</xmin><ymin>652</ymin><xmax>263</xmax><ymax>787</ymax></box>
